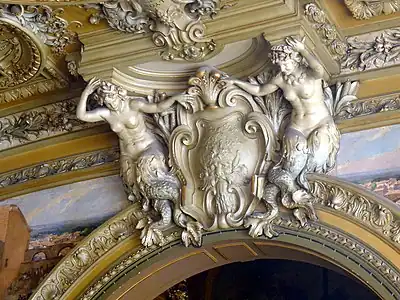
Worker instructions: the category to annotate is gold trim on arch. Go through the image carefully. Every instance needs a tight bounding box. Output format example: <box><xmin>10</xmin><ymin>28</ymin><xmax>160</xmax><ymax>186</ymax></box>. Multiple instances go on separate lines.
<box><xmin>28</xmin><ymin>175</ymin><xmax>400</xmax><ymax>300</ymax></box>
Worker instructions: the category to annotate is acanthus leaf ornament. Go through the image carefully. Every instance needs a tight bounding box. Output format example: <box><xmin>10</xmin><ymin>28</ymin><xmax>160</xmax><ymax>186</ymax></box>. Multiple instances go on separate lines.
<box><xmin>304</xmin><ymin>3</ymin><xmax>348</xmax><ymax>60</ymax></box>
<box><xmin>344</xmin><ymin>0</ymin><xmax>400</xmax><ymax>20</ymax></box>
<box><xmin>87</xmin><ymin>0</ymin><xmax>220</xmax><ymax>61</ymax></box>
<box><xmin>77</xmin><ymin>38</ymin><xmax>364</xmax><ymax>247</ymax></box>
<box><xmin>341</xmin><ymin>28</ymin><xmax>400</xmax><ymax>73</ymax></box>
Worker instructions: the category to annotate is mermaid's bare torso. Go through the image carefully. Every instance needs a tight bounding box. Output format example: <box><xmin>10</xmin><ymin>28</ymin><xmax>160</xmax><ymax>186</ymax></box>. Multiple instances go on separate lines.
<box><xmin>278</xmin><ymin>75</ymin><xmax>332</xmax><ymax>136</ymax></box>
<box><xmin>106</xmin><ymin>108</ymin><xmax>157</xmax><ymax>159</ymax></box>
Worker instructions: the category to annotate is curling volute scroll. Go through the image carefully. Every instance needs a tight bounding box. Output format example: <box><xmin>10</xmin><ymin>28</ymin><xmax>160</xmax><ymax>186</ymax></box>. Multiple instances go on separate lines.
<box><xmin>77</xmin><ymin>37</ymin><xmax>348</xmax><ymax>248</ymax></box>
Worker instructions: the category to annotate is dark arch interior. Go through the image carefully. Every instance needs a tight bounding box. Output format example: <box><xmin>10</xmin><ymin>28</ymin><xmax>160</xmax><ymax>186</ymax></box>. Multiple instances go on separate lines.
<box><xmin>162</xmin><ymin>259</ymin><xmax>379</xmax><ymax>300</ymax></box>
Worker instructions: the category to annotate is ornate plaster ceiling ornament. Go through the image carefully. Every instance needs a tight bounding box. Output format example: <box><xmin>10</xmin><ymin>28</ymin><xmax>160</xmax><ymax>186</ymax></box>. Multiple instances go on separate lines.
<box><xmin>76</xmin><ymin>37</ymin><xmax>361</xmax><ymax>247</ymax></box>
<box><xmin>30</xmin><ymin>187</ymin><xmax>400</xmax><ymax>300</ymax></box>
<box><xmin>0</xmin><ymin>148</ymin><xmax>119</xmax><ymax>188</ymax></box>
<box><xmin>304</xmin><ymin>3</ymin><xmax>348</xmax><ymax>61</ymax></box>
<box><xmin>341</xmin><ymin>28</ymin><xmax>400</xmax><ymax>73</ymax></box>
<box><xmin>0</xmin><ymin>4</ymin><xmax>81</xmax><ymax>55</ymax></box>
<box><xmin>344</xmin><ymin>0</ymin><xmax>400</xmax><ymax>20</ymax></box>
<box><xmin>0</xmin><ymin>4</ymin><xmax>80</xmax><ymax>100</ymax></box>
<box><xmin>0</xmin><ymin>17</ymin><xmax>44</xmax><ymax>89</ymax></box>
<box><xmin>0</xmin><ymin>96</ymin><xmax>98</xmax><ymax>151</ymax></box>
<box><xmin>0</xmin><ymin>71</ymin><xmax>68</xmax><ymax>104</ymax></box>
<box><xmin>87</xmin><ymin>0</ymin><xmax>220</xmax><ymax>61</ymax></box>
<box><xmin>334</xmin><ymin>91</ymin><xmax>400</xmax><ymax>120</ymax></box>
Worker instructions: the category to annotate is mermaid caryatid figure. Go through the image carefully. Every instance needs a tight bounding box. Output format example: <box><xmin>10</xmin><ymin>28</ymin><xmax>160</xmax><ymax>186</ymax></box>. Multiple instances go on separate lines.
<box><xmin>225</xmin><ymin>37</ymin><xmax>340</xmax><ymax>237</ymax></box>
<box><xmin>77</xmin><ymin>79</ymin><xmax>192</xmax><ymax>246</ymax></box>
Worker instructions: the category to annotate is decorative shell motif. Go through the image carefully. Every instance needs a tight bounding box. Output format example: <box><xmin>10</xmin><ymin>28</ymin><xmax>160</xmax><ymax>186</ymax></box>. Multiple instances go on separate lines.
<box><xmin>187</xmin><ymin>67</ymin><xmax>226</xmax><ymax>107</ymax></box>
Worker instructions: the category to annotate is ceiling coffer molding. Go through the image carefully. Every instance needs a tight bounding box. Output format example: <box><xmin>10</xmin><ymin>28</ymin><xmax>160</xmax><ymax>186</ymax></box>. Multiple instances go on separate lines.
<box><xmin>344</xmin><ymin>0</ymin><xmax>400</xmax><ymax>20</ymax></box>
<box><xmin>86</xmin><ymin>0</ymin><xmax>223</xmax><ymax>61</ymax></box>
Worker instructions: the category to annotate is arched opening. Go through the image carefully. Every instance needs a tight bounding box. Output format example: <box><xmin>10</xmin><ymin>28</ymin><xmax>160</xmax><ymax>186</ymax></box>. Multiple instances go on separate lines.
<box><xmin>29</xmin><ymin>176</ymin><xmax>400</xmax><ymax>300</ymax></box>
<box><xmin>158</xmin><ymin>259</ymin><xmax>379</xmax><ymax>300</ymax></box>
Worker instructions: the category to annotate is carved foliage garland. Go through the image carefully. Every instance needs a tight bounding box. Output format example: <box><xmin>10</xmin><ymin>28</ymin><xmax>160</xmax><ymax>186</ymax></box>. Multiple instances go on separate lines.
<box><xmin>345</xmin><ymin>0</ymin><xmax>400</xmax><ymax>20</ymax></box>
<box><xmin>0</xmin><ymin>98</ymin><xmax>97</xmax><ymax>151</ymax></box>
<box><xmin>0</xmin><ymin>148</ymin><xmax>119</xmax><ymax>188</ymax></box>
<box><xmin>334</xmin><ymin>93</ymin><xmax>400</xmax><ymax>120</ymax></box>
<box><xmin>342</xmin><ymin>28</ymin><xmax>400</xmax><ymax>73</ymax></box>
<box><xmin>304</xmin><ymin>3</ymin><xmax>348</xmax><ymax>60</ymax></box>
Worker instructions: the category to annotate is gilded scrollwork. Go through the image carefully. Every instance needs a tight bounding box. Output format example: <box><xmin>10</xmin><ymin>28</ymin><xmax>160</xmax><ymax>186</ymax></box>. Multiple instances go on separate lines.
<box><xmin>87</xmin><ymin>0</ymin><xmax>220</xmax><ymax>61</ymax></box>
<box><xmin>86</xmin><ymin>0</ymin><xmax>152</xmax><ymax>33</ymax></box>
<box><xmin>344</xmin><ymin>0</ymin><xmax>400</xmax><ymax>20</ymax></box>
<box><xmin>0</xmin><ymin>4</ymin><xmax>81</xmax><ymax>55</ymax></box>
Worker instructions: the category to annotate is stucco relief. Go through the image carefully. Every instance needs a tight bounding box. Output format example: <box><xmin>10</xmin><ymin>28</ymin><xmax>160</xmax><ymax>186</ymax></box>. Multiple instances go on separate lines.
<box><xmin>86</xmin><ymin>0</ymin><xmax>221</xmax><ymax>61</ymax></box>
<box><xmin>77</xmin><ymin>37</ymin><xmax>356</xmax><ymax>247</ymax></box>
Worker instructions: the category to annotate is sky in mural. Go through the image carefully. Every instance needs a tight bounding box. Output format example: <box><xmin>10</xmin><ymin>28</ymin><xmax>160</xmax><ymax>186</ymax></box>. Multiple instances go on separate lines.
<box><xmin>1</xmin><ymin>124</ymin><xmax>399</xmax><ymax>238</ymax></box>
<box><xmin>0</xmin><ymin>175</ymin><xmax>130</xmax><ymax>237</ymax></box>
<box><xmin>331</xmin><ymin>124</ymin><xmax>400</xmax><ymax>183</ymax></box>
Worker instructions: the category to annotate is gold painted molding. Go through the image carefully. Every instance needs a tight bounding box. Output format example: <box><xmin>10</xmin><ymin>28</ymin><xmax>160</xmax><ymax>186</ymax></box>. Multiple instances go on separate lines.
<box><xmin>28</xmin><ymin>175</ymin><xmax>400</xmax><ymax>300</ymax></box>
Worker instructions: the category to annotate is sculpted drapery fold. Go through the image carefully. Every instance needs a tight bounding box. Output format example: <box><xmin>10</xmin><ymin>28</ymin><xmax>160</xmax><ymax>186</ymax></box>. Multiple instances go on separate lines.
<box><xmin>77</xmin><ymin>37</ymin><xmax>354</xmax><ymax>247</ymax></box>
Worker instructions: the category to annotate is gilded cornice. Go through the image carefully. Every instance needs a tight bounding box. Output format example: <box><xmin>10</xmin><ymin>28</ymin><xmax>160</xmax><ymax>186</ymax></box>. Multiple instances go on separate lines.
<box><xmin>0</xmin><ymin>4</ymin><xmax>81</xmax><ymax>55</ymax></box>
<box><xmin>29</xmin><ymin>176</ymin><xmax>400</xmax><ymax>300</ymax></box>
<box><xmin>344</xmin><ymin>0</ymin><xmax>400</xmax><ymax>20</ymax></box>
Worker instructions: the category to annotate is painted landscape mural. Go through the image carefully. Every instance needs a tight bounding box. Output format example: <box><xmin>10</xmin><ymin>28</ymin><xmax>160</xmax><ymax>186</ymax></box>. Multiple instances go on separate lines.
<box><xmin>1</xmin><ymin>124</ymin><xmax>399</xmax><ymax>246</ymax></box>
